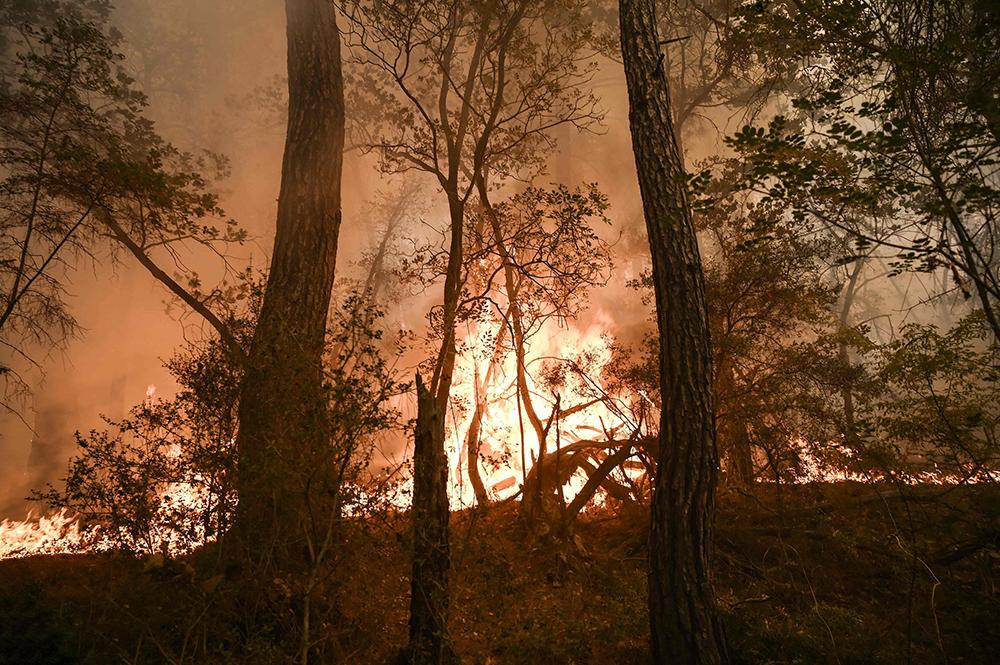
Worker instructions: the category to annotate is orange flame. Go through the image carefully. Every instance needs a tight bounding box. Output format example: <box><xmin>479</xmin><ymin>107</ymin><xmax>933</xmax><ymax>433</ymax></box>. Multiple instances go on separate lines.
<box><xmin>444</xmin><ymin>308</ymin><xmax>634</xmax><ymax>509</ymax></box>
<box><xmin>0</xmin><ymin>509</ymin><xmax>97</xmax><ymax>559</ymax></box>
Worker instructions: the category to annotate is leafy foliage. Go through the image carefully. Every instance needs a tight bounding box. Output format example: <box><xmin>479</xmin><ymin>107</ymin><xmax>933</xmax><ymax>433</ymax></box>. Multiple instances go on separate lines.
<box><xmin>850</xmin><ymin>312</ymin><xmax>1000</xmax><ymax>480</ymax></box>
<box><xmin>463</xmin><ymin>184</ymin><xmax>613</xmax><ymax>330</ymax></box>
<box><xmin>610</xmin><ymin>173</ymin><xmax>844</xmax><ymax>483</ymax></box>
<box><xmin>0</xmin><ymin>0</ymin><xmax>245</xmax><ymax>405</ymax></box>
<box><xmin>35</xmin><ymin>284</ymin><xmax>406</xmax><ymax>553</ymax></box>
<box><xmin>726</xmin><ymin>0</ymin><xmax>1000</xmax><ymax>338</ymax></box>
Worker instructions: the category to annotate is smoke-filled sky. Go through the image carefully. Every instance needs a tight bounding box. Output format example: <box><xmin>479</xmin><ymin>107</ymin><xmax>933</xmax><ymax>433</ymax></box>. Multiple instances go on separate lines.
<box><xmin>0</xmin><ymin>0</ymin><xmax>781</xmax><ymax>517</ymax></box>
<box><xmin>0</xmin><ymin>0</ymin><xmax>934</xmax><ymax>518</ymax></box>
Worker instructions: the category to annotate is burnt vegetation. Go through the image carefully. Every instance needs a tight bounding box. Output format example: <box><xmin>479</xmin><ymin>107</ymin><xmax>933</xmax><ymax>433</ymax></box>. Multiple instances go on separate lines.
<box><xmin>0</xmin><ymin>0</ymin><xmax>998</xmax><ymax>664</ymax></box>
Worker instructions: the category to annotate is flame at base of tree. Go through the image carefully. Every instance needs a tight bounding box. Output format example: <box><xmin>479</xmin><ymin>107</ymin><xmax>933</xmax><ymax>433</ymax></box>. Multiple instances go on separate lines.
<box><xmin>0</xmin><ymin>473</ymin><xmax>220</xmax><ymax>561</ymax></box>
<box><xmin>2</xmin><ymin>314</ymin><xmax>994</xmax><ymax>561</ymax></box>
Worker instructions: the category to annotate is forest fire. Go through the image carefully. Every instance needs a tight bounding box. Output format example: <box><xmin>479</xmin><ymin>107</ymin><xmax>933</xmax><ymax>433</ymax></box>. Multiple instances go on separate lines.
<box><xmin>0</xmin><ymin>509</ymin><xmax>93</xmax><ymax>559</ymax></box>
<box><xmin>0</xmin><ymin>317</ymin><xmax>985</xmax><ymax>560</ymax></box>
<box><xmin>0</xmin><ymin>316</ymin><xmax>631</xmax><ymax>559</ymax></box>
<box><xmin>0</xmin><ymin>302</ymin><xmax>988</xmax><ymax>561</ymax></box>
<box><xmin>445</xmin><ymin>311</ymin><xmax>634</xmax><ymax>509</ymax></box>
<box><xmin>0</xmin><ymin>474</ymin><xmax>217</xmax><ymax>560</ymax></box>
<box><xmin>1</xmin><ymin>0</ymin><xmax>998</xmax><ymax>662</ymax></box>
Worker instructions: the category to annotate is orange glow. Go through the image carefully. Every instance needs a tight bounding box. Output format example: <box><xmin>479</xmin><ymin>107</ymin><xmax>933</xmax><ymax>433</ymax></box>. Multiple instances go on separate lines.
<box><xmin>0</xmin><ymin>445</ymin><xmax>217</xmax><ymax>560</ymax></box>
<box><xmin>444</xmin><ymin>308</ymin><xmax>636</xmax><ymax>509</ymax></box>
<box><xmin>0</xmin><ymin>509</ymin><xmax>95</xmax><ymax>559</ymax></box>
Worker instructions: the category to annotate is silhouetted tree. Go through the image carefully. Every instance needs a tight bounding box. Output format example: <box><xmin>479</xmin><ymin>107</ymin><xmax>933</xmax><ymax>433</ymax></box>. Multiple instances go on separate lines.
<box><xmin>0</xmin><ymin>1</ymin><xmax>247</xmax><ymax>410</ymax></box>
<box><xmin>619</xmin><ymin>0</ymin><xmax>729</xmax><ymax>662</ymax></box>
<box><xmin>340</xmin><ymin>2</ymin><xmax>602</xmax><ymax>659</ymax></box>
<box><xmin>232</xmin><ymin>0</ymin><xmax>346</xmax><ymax>565</ymax></box>
<box><xmin>729</xmin><ymin>0</ymin><xmax>1000</xmax><ymax>342</ymax></box>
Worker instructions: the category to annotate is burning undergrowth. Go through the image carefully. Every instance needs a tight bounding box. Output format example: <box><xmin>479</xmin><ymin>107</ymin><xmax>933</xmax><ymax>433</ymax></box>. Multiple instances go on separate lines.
<box><xmin>2</xmin><ymin>223</ymin><xmax>997</xmax><ymax>562</ymax></box>
<box><xmin>5</xmin><ymin>312</ymin><xmax>995</xmax><ymax>561</ymax></box>
<box><xmin>1</xmin><ymin>483</ymin><xmax>998</xmax><ymax>664</ymax></box>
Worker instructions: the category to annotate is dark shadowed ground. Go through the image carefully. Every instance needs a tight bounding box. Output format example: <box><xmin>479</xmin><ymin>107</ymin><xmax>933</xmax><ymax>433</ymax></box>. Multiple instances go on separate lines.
<box><xmin>2</xmin><ymin>483</ymin><xmax>997</xmax><ymax>664</ymax></box>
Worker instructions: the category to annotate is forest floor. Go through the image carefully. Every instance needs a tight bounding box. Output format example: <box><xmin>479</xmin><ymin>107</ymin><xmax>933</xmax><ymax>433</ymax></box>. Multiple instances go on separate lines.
<box><xmin>1</xmin><ymin>482</ymin><xmax>998</xmax><ymax>664</ymax></box>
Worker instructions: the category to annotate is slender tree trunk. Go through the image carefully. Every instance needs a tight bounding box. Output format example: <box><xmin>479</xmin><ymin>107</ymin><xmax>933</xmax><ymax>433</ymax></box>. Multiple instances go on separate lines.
<box><xmin>728</xmin><ymin>420</ymin><xmax>754</xmax><ymax>487</ymax></box>
<box><xmin>503</xmin><ymin>258</ymin><xmax>549</xmax><ymax>522</ymax></box>
<box><xmin>716</xmin><ymin>360</ymin><xmax>753</xmax><ymax>487</ymax></box>
<box><xmin>477</xmin><ymin>182</ymin><xmax>546</xmax><ymax>446</ymax></box>
<box><xmin>403</xmin><ymin>374</ymin><xmax>457</xmax><ymax>665</ymax></box>
<box><xmin>839</xmin><ymin>258</ymin><xmax>864</xmax><ymax>440</ymax></box>
<box><xmin>619</xmin><ymin>1</ymin><xmax>729</xmax><ymax>663</ymax></box>
<box><xmin>475</xmin><ymin>179</ymin><xmax>550</xmax><ymax>523</ymax></box>
<box><xmin>897</xmin><ymin>78</ymin><xmax>1000</xmax><ymax>343</ymax></box>
<box><xmin>430</xmin><ymin>194</ymin><xmax>466</xmax><ymax>407</ymax></box>
<box><xmin>403</xmin><ymin>190</ymin><xmax>463</xmax><ymax>664</ymax></box>
<box><xmin>464</xmin><ymin>369</ymin><xmax>491</xmax><ymax>508</ymax></box>
<box><xmin>232</xmin><ymin>0</ymin><xmax>345</xmax><ymax>559</ymax></box>
<box><xmin>464</xmin><ymin>317</ymin><xmax>509</xmax><ymax>508</ymax></box>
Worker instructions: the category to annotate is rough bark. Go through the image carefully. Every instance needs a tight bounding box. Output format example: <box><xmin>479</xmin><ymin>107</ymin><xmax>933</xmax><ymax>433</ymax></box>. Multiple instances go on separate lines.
<box><xmin>231</xmin><ymin>0</ymin><xmax>345</xmax><ymax>558</ymax></box>
<box><xmin>618</xmin><ymin>0</ymin><xmax>729</xmax><ymax>663</ymax></box>
<box><xmin>403</xmin><ymin>374</ymin><xmax>457</xmax><ymax>665</ymax></box>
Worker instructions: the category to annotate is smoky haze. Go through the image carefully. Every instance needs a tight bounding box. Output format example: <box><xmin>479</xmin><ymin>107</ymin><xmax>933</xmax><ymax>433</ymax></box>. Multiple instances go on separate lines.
<box><xmin>0</xmin><ymin>0</ymin><xmax>776</xmax><ymax>517</ymax></box>
<box><xmin>0</xmin><ymin>0</ymin><xmax>634</xmax><ymax>518</ymax></box>
<box><xmin>0</xmin><ymin>0</ymin><xmax>946</xmax><ymax>519</ymax></box>
<box><xmin>0</xmin><ymin>0</ymin><xmax>293</xmax><ymax>516</ymax></box>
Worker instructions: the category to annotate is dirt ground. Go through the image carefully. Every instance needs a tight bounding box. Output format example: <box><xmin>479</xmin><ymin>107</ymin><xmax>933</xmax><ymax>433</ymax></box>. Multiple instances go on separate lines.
<box><xmin>2</xmin><ymin>482</ymin><xmax>997</xmax><ymax>664</ymax></box>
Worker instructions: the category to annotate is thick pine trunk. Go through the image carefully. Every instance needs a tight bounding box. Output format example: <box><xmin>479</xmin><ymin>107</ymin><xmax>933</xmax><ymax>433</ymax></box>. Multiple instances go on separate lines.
<box><xmin>404</xmin><ymin>374</ymin><xmax>457</xmax><ymax>665</ymax></box>
<box><xmin>618</xmin><ymin>1</ymin><xmax>729</xmax><ymax>663</ymax></box>
<box><xmin>232</xmin><ymin>0</ymin><xmax>345</xmax><ymax>559</ymax></box>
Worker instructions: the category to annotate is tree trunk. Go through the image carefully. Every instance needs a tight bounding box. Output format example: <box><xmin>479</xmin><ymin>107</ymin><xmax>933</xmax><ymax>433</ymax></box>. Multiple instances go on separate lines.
<box><xmin>475</xmin><ymin>178</ymin><xmax>551</xmax><ymax>524</ymax></box>
<box><xmin>463</xmin><ymin>316</ymin><xmax>509</xmax><ymax>508</ymax></box>
<box><xmin>403</xmin><ymin>374</ymin><xmax>457</xmax><ymax>665</ymax></box>
<box><xmin>232</xmin><ymin>0</ymin><xmax>345</xmax><ymax>560</ymax></box>
<box><xmin>728</xmin><ymin>420</ymin><xmax>754</xmax><ymax>487</ymax></box>
<box><xmin>464</xmin><ymin>373</ymin><xmax>491</xmax><ymax>508</ymax></box>
<box><xmin>839</xmin><ymin>258</ymin><xmax>864</xmax><ymax>441</ymax></box>
<box><xmin>403</xmin><ymin>190</ymin><xmax>464</xmax><ymax>664</ymax></box>
<box><xmin>618</xmin><ymin>1</ymin><xmax>729</xmax><ymax>663</ymax></box>
<box><xmin>716</xmin><ymin>361</ymin><xmax>753</xmax><ymax>487</ymax></box>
